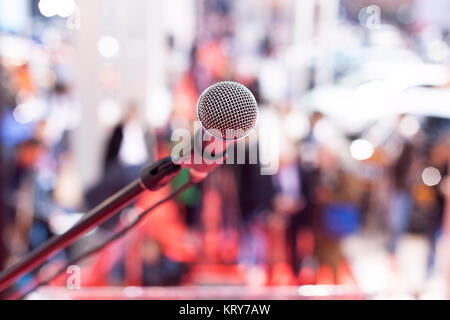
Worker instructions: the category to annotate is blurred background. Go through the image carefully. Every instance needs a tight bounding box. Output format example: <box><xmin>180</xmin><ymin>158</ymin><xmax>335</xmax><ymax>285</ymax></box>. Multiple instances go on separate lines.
<box><xmin>0</xmin><ymin>0</ymin><xmax>449</xmax><ymax>299</ymax></box>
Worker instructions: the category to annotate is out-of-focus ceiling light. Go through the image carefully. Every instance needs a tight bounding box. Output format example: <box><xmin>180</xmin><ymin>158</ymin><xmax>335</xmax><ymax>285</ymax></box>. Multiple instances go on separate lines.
<box><xmin>13</xmin><ymin>98</ymin><xmax>46</xmax><ymax>124</ymax></box>
<box><xmin>350</xmin><ymin>139</ymin><xmax>374</xmax><ymax>161</ymax></box>
<box><xmin>97</xmin><ymin>36</ymin><xmax>120</xmax><ymax>58</ymax></box>
<box><xmin>38</xmin><ymin>0</ymin><xmax>57</xmax><ymax>17</ymax></box>
<box><xmin>399</xmin><ymin>115</ymin><xmax>420</xmax><ymax>138</ymax></box>
<box><xmin>427</xmin><ymin>40</ymin><xmax>449</xmax><ymax>63</ymax></box>
<box><xmin>39</xmin><ymin>0</ymin><xmax>76</xmax><ymax>18</ymax></box>
<box><xmin>13</xmin><ymin>104</ymin><xmax>34</xmax><ymax>124</ymax></box>
<box><xmin>421</xmin><ymin>167</ymin><xmax>441</xmax><ymax>187</ymax></box>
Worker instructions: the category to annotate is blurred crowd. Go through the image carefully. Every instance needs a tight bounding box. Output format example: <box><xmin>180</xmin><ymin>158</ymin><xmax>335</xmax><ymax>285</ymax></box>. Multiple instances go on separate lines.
<box><xmin>0</xmin><ymin>0</ymin><xmax>450</xmax><ymax>298</ymax></box>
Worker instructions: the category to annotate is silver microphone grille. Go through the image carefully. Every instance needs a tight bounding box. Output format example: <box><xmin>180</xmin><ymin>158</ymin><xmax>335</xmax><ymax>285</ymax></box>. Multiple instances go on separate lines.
<box><xmin>197</xmin><ymin>81</ymin><xmax>258</xmax><ymax>141</ymax></box>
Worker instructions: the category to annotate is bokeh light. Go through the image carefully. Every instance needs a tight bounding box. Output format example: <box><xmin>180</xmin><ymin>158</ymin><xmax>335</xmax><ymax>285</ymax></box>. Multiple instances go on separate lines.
<box><xmin>97</xmin><ymin>36</ymin><xmax>120</xmax><ymax>58</ymax></box>
<box><xmin>38</xmin><ymin>0</ymin><xmax>76</xmax><ymax>18</ymax></box>
<box><xmin>350</xmin><ymin>139</ymin><xmax>374</xmax><ymax>161</ymax></box>
<box><xmin>421</xmin><ymin>167</ymin><xmax>442</xmax><ymax>187</ymax></box>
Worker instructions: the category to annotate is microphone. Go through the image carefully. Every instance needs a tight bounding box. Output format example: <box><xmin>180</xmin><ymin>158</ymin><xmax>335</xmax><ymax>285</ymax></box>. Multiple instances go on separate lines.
<box><xmin>0</xmin><ymin>81</ymin><xmax>258</xmax><ymax>293</ymax></box>
<box><xmin>197</xmin><ymin>81</ymin><xmax>258</xmax><ymax>143</ymax></box>
<box><xmin>175</xmin><ymin>81</ymin><xmax>259</xmax><ymax>181</ymax></box>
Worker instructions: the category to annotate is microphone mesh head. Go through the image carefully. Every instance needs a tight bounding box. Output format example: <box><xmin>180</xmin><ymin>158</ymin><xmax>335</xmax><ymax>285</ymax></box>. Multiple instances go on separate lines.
<box><xmin>197</xmin><ymin>81</ymin><xmax>258</xmax><ymax>141</ymax></box>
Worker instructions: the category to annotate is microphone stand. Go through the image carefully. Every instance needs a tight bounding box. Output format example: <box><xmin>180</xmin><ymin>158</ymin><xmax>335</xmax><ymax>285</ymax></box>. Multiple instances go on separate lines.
<box><xmin>0</xmin><ymin>157</ymin><xmax>181</xmax><ymax>293</ymax></box>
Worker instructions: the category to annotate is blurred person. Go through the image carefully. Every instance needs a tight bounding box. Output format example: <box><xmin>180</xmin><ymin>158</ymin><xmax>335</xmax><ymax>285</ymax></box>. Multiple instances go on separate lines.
<box><xmin>140</xmin><ymin>239</ymin><xmax>185</xmax><ymax>286</ymax></box>
<box><xmin>268</xmin><ymin>143</ymin><xmax>304</xmax><ymax>285</ymax></box>
<box><xmin>203</xmin><ymin>0</ymin><xmax>234</xmax><ymax>41</ymax></box>
<box><xmin>44</xmin><ymin>82</ymin><xmax>81</xmax><ymax>154</ymax></box>
<box><xmin>422</xmin><ymin>136</ymin><xmax>448</xmax><ymax>278</ymax></box>
<box><xmin>7</xmin><ymin>138</ymin><xmax>47</xmax><ymax>259</ymax></box>
<box><xmin>196</xmin><ymin>39</ymin><xmax>231</xmax><ymax>82</ymax></box>
<box><xmin>199</xmin><ymin>167</ymin><xmax>242</xmax><ymax>266</ymax></box>
<box><xmin>11</xmin><ymin>120</ymin><xmax>74</xmax><ymax>253</ymax></box>
<box><xmin>103</xmin><ymin>103</ymin><xmax>149</xmax><ymax>173</ymax></box>
<box><xmin>0</xmin><ymin>62</ymin><xmax>15</xmax><ymax>271</ymax></box>
<box><xmin>398</xmin><ymin>147</ymin><xmax>443</xmax><ymax>294</ymax></box>
<box><xmin>257</xmin><ymin>38</ymin><xmax>289</xmax><ymax>105</ymax></box>
<box><xmin>360</xmin><ymin>144</ymin><xmax>392</xmax><ymax>235</ymax></box>
<box><xmin>87</xmin><ymin>103</ymin><xmax>150</xmax><ymax>230</ymax></box>
<box><xmin>234</xmin><ymin>150</ymin><xmax>275</xmax><ymax>223</ymax></box>
<box><xmin>385</xmin><ymin>114</ymin><xmax>428</xmax><ymax>264</ymax></box>
<box><xmin>313</xmin><ymin>144</ymin><xmax>362</xmax><ymax>285</ymax></box>
<box><xmin>109</xmin><ymin>238</ymin><xmax>185</xmax><ymax>287</ymax></box>
<box><xmin>387</xmin><ymin>140</ymin><xmax>416</xmax><ymax>257</ymax></box>
<box><xmin>381</xmin><ymin>116</ymin><xmax>423</xmax><ymax>261</ymax></box>
<box><xmin>297</xmin><ymin>112</ymin><xmax>330</xmax><ymax>282</ymax></box>
<box><xmin>233</xmin><ymin>152</ymin><xmax>274</xmax><ymax>284</ymax></box>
